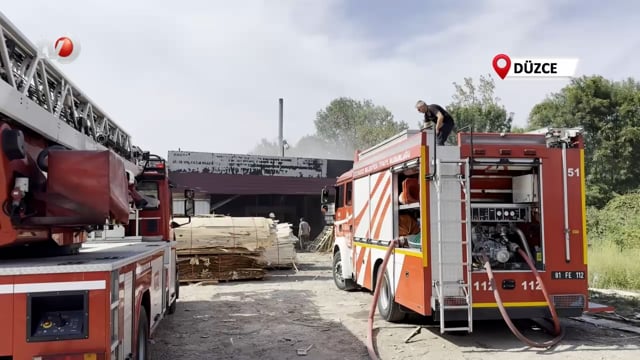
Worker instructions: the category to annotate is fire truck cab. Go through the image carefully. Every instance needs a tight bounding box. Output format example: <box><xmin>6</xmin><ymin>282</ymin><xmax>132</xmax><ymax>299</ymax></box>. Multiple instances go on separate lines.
<box><xmin>323</xmin><ymin>127</ymin><xmax>588</xmax><ymax>333</ymax></box>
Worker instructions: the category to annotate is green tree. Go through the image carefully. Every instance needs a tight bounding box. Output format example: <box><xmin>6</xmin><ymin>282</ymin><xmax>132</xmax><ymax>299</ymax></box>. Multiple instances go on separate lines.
<box><xmin>446</xmin><ymin>74</ymin><xmax>513</xmax><ymax>144</ymax></box>
<box><xmin>527</xmin><ymin>75</ymin><xmax>640</xmax><ymax>207</ymax></box>
<box><xmin>587</xmin><ymin>192</ymin><xmax>640</xmax><ymax>250</ymax></box>
<box><xmin>314</xmin><ymin>97</ymin><xmax>409</xmax><ymax>153</ymax></box>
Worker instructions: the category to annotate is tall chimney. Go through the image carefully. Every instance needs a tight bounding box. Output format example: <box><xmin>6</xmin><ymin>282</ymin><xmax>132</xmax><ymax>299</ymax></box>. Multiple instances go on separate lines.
<box><xmin>278</xmin><ymin>98</ymin><xmax>284</xmax><ymax>157</ymax></box>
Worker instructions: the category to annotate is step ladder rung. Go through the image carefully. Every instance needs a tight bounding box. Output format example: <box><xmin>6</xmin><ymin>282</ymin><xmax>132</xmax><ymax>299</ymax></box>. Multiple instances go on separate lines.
<box><xmin>434</xmin><ymin>280</ymin><xmax>469</xmax><ymax>288</ymax></box>
<box><xmin>439</xmin><ymin>262</ymin><xmax>469</xmax><ymax>266</ymax></box>
<box><xmin>443</xmin><ymin>305</ymin><xmax>470</xmax><ymax>310</ymax></box>
<box><xmin>436</xmin><ymin>280</ymin><xmax>469</xmax><ymax>285</ymax></box>
<box><xmin>438</xmin><ymin>240</ymin><xmax>468</xmax><ymax>244</ymax></box>
<box><xmin>436</xmin><ymin>220</ymin><xmax>468</xmax><ymax>224</ymax></box>
<box><xmin>438</xmin><ymin>198</ymin><xmax>468</xmax><ymax>203</ymax></box>
<box><xmin>437</xmin><ymin>160</ymin><xmax>467</xmax><ymax>164</ymax></box>
<box><xmin>438</xmin><ymin>286</ymin><xmax>469</xmax><ymax>291</ymax></box>
<box><xmin>442</xmin><ymin>327</ymin><xmax>471</xmax><ymax>332</ymax></box>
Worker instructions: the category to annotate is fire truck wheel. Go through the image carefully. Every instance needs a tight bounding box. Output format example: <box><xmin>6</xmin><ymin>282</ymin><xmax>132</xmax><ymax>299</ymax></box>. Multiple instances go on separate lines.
<box><xmin>167</xmin><ymin>272</ymin><xmax>179</xmax><ymax>315</ymax></box>
<box><xmin>377</xmin><ymin>271</ymin><xmax>405</xmax><ymax>322</ymax></box>
<box><xmin>136</xmin><ymin>307</ymin><xmax>150</xmax><ymax>360</ymax></box>
<box><xmin>333</xmin><ymin>250</ymin><xmax>356</xmax><ymax>291</ymax></box>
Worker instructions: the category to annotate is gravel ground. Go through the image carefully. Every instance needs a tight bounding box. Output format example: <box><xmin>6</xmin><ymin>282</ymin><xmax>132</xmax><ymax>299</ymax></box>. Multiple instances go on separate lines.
<box><xmin>150</xmin><ymin>252</ymin><xmax>640</xmax><ymax>360</ymax></box>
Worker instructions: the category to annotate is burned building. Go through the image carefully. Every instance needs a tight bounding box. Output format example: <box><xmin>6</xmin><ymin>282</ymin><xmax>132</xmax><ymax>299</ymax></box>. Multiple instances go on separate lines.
<box><xmin>168</xmin><ymin>151</ymin><xmax>352</xmax><ymax>239</ymax></box>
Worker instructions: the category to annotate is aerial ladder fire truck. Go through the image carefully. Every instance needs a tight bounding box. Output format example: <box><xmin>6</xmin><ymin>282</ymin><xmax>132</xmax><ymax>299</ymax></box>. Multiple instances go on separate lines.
<box><xmin>0</xmin><ymin>12</ymin><xmax>194</xmax><ymax>359</ymax></box>
<box><xmin>322</xmin><ymin>125</ymin><xmax>589</xmax><ymax>349</ymax></box>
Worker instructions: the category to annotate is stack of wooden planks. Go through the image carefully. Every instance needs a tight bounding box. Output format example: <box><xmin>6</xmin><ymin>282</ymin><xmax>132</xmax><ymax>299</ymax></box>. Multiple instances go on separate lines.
<box><xmin>262</xmin><ymin>222</ymin><xmax>298</xmax><ymax>268</ymax></box>
<box><xmin>174</xmin><ymin>215</ymin><xmax>298</xmax><ymax>283</ymax></box>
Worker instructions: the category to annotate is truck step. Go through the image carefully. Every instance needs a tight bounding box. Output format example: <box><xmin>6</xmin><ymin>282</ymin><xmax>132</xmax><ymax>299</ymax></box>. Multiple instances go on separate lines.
<box><xmin>442</xmin><ymin>327</ymin><xmax>471</xmax><ymax>332</ymax></box>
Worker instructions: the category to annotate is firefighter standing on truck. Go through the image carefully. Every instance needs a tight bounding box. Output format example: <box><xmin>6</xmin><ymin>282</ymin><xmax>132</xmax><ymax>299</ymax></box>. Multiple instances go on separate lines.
<box><xmin>416</xmin><ymin>100</ymin><xmax>455</xmax><ymax>145</ymax></box>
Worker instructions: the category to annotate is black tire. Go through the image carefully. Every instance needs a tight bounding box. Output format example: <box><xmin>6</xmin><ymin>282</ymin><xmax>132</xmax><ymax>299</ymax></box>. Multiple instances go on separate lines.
<box><xmin>167</xmin><ymin>272</ymin><xmax>178</xmax><ymax>315</ymax></box>
<box><xmin>136</xmin><ymin>307</ymin><xmax>150</xmax><ymax>360</ymax></box>
<box><xmin>332</xmin><ymin>249</ymin><xmax>356</xmax><ymax>291</ymax></box>
<box><xmin>175</xmin><ymin>271</ymin><xmax>180</xmax><ymax>299</ymax></box>
<box><xmin>377</xmin><ymin>270</ymin><xmax>405</xmax><ymax>322</ymax></box>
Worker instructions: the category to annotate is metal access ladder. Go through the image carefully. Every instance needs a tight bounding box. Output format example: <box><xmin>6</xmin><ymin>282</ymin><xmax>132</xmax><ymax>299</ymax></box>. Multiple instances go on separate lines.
<box><xmin>433</xmin><ymin>157</ymin><xmax>473</xmax><ymax>333</ymax></box>
<box><xmin>0</xmin><ymin>12</ymin><xmax>144</xmax><ymax>175</ymax></box>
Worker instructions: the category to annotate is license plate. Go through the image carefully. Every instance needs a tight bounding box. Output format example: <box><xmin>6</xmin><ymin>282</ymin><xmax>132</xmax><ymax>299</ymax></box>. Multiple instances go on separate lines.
<box><xmin>551</xmin><ymin>271</ymin><xmax>586</xmax><ymax>280</ymax></box>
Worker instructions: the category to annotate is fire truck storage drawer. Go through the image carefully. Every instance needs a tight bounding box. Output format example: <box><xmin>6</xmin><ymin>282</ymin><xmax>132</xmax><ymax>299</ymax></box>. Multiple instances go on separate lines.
<box><xmin>512</xmin><ymin>174</ymin><xmax>538</xmax><ymax>203</ymax></box>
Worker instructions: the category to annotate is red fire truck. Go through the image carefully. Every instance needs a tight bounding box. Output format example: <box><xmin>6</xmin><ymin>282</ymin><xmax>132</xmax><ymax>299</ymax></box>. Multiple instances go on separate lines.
<box><xmin>0</xmin><ymin>12</ymin><xmax>193</xmax><ymax>359</ymax></box>
<box><xmin>323</xmin><ymin>126</ymin><xmax>588</xmax><ymax>342</ymax></box>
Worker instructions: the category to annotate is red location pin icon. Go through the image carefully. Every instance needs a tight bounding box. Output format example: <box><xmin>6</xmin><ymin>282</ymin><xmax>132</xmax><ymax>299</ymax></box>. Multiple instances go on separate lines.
<box><xmin>492</xmin><ymin>54</ymin><xmax>511</xmax><ymax>79</ymax></box>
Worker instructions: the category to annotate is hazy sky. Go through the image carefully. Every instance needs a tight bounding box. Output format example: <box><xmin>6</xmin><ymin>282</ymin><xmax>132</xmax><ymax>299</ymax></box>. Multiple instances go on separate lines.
<box><xmin>2</xmin><ymin>0</ymin><xmax>638</xmax><ymax>158</ymax></box>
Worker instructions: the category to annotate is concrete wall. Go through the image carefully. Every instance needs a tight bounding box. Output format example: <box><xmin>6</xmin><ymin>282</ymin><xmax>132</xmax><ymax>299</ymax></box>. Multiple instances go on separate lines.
<box><xmin>168</xmin><ymin>151</ymin><xmax>328</xmax><ymax>178</ymax></box>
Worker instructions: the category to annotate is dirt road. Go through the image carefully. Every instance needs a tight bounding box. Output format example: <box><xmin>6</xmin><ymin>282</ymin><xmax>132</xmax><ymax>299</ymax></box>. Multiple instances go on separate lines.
<box><xmin>150</xmin><ymin>253</ymin><xmax>640</xmax><ymax>360</ymax></box>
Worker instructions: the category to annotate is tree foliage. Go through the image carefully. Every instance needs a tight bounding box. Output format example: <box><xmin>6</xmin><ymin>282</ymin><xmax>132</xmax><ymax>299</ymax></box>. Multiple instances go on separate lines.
<box><xmin>250</xmin><ymin>98</ymin><xmax>409</xmax><ymax>159</ymax></box>
<box><xmin>588</xmin><ymin>192</ymin><xmax>640</xmax><ymax>250</ymax></box>
<box><xmin>446</xmin><ymin>74</ymin><xmax>513</xmax><ymax>143</ymax></box>
<box><xmin>527</xmin><ymin>75</ymin><xmax>640</xmax><ymax>207</ymax></box>
<box><xmin>314</xmin><ymin>97</ymin><xmax>409</xmax><ymax>153</ymax></box>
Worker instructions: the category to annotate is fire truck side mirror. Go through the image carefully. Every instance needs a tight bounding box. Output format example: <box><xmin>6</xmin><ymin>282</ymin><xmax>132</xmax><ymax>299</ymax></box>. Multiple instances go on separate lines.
<box><xmin>184</xmin><ymin>198</ymin><xmax>195</xmax><ymax>217</ymax></box>
<box><xmin>184</xmin><ymin>189</ymin><xmax>195</xmax><ymax>199</ymax></box>
<box><xmin>183</xmin><ymin>189</ymin><xmax>196</xmax><ymax>217</ymax></box>
<box><xmin>321</xmin><ymin>187</ymin><xmax>329</xmax><ymax>204</ymax></box>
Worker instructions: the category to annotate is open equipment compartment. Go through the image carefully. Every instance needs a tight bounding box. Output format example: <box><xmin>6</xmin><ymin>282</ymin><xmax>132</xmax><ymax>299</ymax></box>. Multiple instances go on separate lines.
<box><xmin>468</xmin><ymin>158</ymin><xmax>544</xmax><ymax>272</ymax></box>
<box><xmin>392</xmin><ymin>159</ymin><xmax>422</xmax><ymax>251</ymax></box>
<box><xmin>26</xmin><ymin>290</ymin><xmax>89</xmax><ymax>342</ymax></box>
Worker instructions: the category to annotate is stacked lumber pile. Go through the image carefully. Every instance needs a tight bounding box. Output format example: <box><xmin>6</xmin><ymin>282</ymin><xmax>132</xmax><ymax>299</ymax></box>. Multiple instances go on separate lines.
<box><xmin>177</xmin><ymin>247</ymin><xmax>265</xmax><ymax>283</ymax></box>
<box><xmin>175</xmin><ymin>215</ymin><xmax>275</xmax><ymax>251</ymax></box>
<box><xmin>174</xmin><ymin>215</ymin><xmax>298</xmax><ymax>282</ymax></box>
<box><xmin>307</xmin><ymin>226</ymin><xmax>334</xmax><ymax>253</ymax></box>
<box><xmin>262</xmin><ymin>222</ymin><xmax>298</xmax><ymax>269</ymax></box>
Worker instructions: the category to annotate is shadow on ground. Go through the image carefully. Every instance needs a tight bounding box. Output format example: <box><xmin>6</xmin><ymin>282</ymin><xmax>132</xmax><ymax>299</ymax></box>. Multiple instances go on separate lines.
<box><xmin>149</xmin><ymin>289</ymin><xmax>369</xmax><ymax>360</ymax></box>
<box><xmin>378</xmin><ymin>313</ymin><xmax>640</xmax><ymax>356</ymax></box>
<box><xmin>589</xmin><ymin>289</ymin><xmax>640</xmax><ymax>320</ymax></box>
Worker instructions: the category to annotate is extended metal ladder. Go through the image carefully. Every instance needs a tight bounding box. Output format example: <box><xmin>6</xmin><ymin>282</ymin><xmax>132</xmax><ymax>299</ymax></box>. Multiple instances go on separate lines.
<box><xmin>0</xmin><ymin>11</ymin><xmax>144</xmax><ymax>174</ymax></box>
<box><xmin>433</xmin><ymin>157</ymin><xmax>473</xmax><ymax>333</ymax></box>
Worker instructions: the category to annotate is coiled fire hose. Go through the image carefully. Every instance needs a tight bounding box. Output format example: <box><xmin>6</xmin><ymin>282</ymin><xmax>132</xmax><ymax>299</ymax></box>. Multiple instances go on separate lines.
<box><xmin>481</xmin><ymin>247</ymin><xmax>565</xmax><ymax>348</ymax></box>
<box><xmin>367</xmin><ymin>239</ymin><xmax>398</xmax><ymax>360</ymax></box>
<box><xmin>366</xmin><ymin>240</ymin><xmax>564</xmax><ymax>359</ymax></box>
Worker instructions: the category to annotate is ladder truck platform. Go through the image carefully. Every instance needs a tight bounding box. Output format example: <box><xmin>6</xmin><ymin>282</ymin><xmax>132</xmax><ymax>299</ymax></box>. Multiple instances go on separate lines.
<box><xmin>0</xmin><ymin>240</ymin><xmax>171</xmax><ymax>275</ymax></box>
